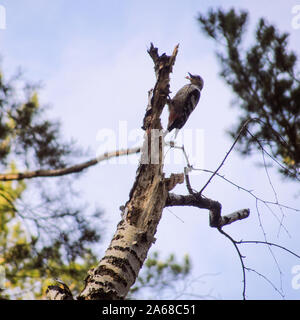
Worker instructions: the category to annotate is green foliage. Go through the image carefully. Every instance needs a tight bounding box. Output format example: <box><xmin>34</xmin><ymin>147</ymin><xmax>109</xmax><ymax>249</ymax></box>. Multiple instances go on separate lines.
<box><xmin>0</xmin><ymin>65</ymin><xmax>102</xmax><ymax>299</ymax></box>
<box><xmin>0</xmin><ymin>70</ymin><xmax>75</xmax><ymax>169</ymax></box>
<box><xmin>0</xmin><ymin>63</ymin><xmax>190</xmax><ymax>300</ymax></box>
<box><xmin>198</xmin><ymin>8</ymin><xmax>300</xmax><ymax>180</ymax></box>
<box><xmin>0</xmin><ymin>166</ymin><xmax>100</xmax><ymax>299</ymax></box>
<box><xmin>129</xmin><ymin>252</ymin><xmax>191</xmax><ymax>300</ymax></box>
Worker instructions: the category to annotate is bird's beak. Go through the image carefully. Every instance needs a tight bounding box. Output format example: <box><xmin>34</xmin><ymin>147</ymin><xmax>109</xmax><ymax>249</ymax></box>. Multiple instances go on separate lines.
<box><xmin>186</xmin><ymin>72</ymin><xmax>193</xmax><ymax>80</ymax></box>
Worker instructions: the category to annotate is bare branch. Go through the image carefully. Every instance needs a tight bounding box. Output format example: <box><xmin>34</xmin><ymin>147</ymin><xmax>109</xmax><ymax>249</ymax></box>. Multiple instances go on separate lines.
<box><xmin>199</xmin><ymin>118</ymin><xmax>252</xmax><ymax>194</ymax></box>
<box><xmin>238</xmin><ymin>240</ymin><xmax>300</xmax><ymax>259</ymax></box>
<box><xmin>164</xmin><ymin>142</ymin><xmax>250</xmax><ymax>228</ymax></box>
<box><xmin>245</xmin><ymin>267</ymin><xmax>285</xmax><ymax>299</ymax></box>
<box><xmin>165</xmin><ymin>192</ymin><xmax>249</xmax><ymax>228</ymax></box>
<box><xmin>198</xmin><ymin>117</ymin><xmax>299</xmax><ymax>195</ymax></box>
<box><xmin>184</xmin><ymin>167</ymin><xmax>195</xmax><ymax>195</ymax></box>
<box><xmin>217</xmin><ymin>228</ymin><xmax>247</xmax><ymax>300</ymax></box>
<box><xmin>246</xmin><ymin>128</ymin><xmax>300</xmax><ymax>181</ymax></box>
<box><xmin>192</xmin><ymin>167</ymin><xmax>299</xmax><ymax>212</ymax></box>
<box><xmin>0</xmin><ymin>147</ymin><xmax>140</xmax><ymax>181</ymax></box>
<box><xmin>216</xmin><ymin>229</ymin><xmax>300</xmax><ymax>299</ymax></box>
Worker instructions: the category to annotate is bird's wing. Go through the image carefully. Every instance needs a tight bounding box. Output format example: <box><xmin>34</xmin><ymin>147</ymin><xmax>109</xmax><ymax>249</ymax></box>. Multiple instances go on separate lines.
<box><xmin>185</xmin><ymin>84</ymin><xmax>201</xmax><ymax>111</ymax></box>
<box><xmin>171</xmin><ymin>84</ymin><xmax>201</xmax><ymax>113</ymax></box>
<box><xmin>167</xmin><ymin>84</ymin><xmax>201</xmax><ymax>132</ymax></box>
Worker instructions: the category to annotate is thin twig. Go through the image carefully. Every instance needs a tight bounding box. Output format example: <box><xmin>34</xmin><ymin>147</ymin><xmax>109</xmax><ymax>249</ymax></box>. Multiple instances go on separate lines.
<box><xmin>260</xmin><ymin>146</ymin><xmax>286</xmax><ymax>238</ymax></box>
<box><xmin>245</xmin><ymin>267</ymin><xmax>285</xmax><ymax>299</ymax></box>
<box><xmin>217</xmin><ymin>228</ymin><xmax>247</xmax><ymax>300</ymax></box>
<box><xmin>246</xmin><ymin>129</ymin><xmax>299</xmax><ymax>181</ymax></box>
<box><xmin>192</xmin><ymin>167</ymin><xmax>299</xmax><ymax>212</ymax></box>
<box><xmin>237</xmin><ymin>240</ymin><xmax>300</xmax><ymax>259</ymax></box>
<box><xmin>199</xmin><ymin>118</ymin><xmax>252</xmax><ymax>194</ymax></box>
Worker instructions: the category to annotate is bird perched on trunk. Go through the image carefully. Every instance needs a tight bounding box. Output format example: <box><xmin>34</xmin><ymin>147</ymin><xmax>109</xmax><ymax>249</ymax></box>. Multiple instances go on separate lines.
<box><xmin>166</xmin><ymin>73</ymin><xmax>204</xmax><ymax>139</ymax></box>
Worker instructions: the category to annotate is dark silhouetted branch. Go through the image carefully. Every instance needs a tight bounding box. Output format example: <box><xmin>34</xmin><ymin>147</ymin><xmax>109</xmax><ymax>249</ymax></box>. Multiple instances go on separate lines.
<box><xmin>165</xmin><ymin>192</ymin><xmax>249</xmax><ymax>228</ymax></box>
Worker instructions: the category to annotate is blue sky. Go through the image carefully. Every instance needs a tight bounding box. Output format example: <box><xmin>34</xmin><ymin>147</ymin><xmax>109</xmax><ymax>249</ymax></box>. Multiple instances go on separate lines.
<box><xmin>0</xmin><ymin>0</ymin><xmax>299</xmax><ymax>299</ymax></box>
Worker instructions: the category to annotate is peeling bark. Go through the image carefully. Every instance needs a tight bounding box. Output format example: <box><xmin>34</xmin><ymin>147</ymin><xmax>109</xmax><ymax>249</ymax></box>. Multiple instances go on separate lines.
<box><xmin>77</xmin><ymin>43</ymin><xmax>180</xmax><ymax>300</ymax></box>
<box><xmin>47</xmin><ymin>43</ymin><xmax>250</xmax><ymax>301</ymax></box>
<box><xmin>46</xmin><ymin>284</ymin><xmax>73</xmax><ymax>300</ymax></box>
<box><xmin>166</xmin><ymin>192</ymin><xmax>249</xmax><ymax>228</ymax></box>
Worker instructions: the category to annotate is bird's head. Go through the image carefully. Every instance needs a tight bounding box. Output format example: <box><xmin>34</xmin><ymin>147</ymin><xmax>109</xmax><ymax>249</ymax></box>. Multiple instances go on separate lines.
<box><xmin>186</xmin><ymin>73</ymin><xmax>204</xmax><ymax>90</ymax></box>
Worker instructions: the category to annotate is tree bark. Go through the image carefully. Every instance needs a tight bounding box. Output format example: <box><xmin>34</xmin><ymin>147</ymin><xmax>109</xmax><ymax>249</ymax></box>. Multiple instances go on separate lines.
<box><xmin>166</xmin><ymin>193</ymin><xmax>249</xmax><ymax>228</ymax></box>
<box><xmin>77</xmin><ymin>43</ymin><xmax>180</xmax><ymax>300</ymax></box>
<box><xmin>47</xmin><ymin>43</ymin><xmax>250</xmax><ymax>301</ymax></box>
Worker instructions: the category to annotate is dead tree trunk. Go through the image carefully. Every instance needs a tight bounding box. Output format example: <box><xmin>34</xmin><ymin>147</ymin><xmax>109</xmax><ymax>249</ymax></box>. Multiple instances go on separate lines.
<box><xmin>47</xmin><ymin>43</ymin><xmax>249</xmax><ymax>300</ymax></box>
<box><xmin>77</xmin><ymin>43</ymin><xmax>181</xmax><ymax>300</ymax></box>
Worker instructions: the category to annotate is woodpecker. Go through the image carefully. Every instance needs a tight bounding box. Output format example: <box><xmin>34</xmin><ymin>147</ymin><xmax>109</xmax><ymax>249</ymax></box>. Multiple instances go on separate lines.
<box><xmin>167</xmin><ymin>73</ymin><xmax>204</xmax><ymax>138</ymax></box>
